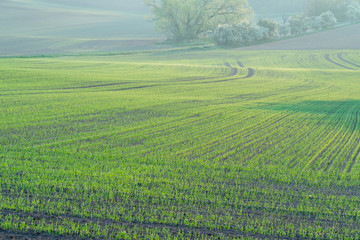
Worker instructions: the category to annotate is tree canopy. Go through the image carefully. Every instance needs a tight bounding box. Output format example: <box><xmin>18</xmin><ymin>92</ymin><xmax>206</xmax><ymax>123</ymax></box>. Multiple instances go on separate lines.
<box><xmin>144</xmin><ymin>0</ymin><xmax>253</xmax><ymax>42</ymax></box>
<box><xmin>304</xmin><ymin>0</ymin><xmax>359</xmax><ymax>21</ymax></box>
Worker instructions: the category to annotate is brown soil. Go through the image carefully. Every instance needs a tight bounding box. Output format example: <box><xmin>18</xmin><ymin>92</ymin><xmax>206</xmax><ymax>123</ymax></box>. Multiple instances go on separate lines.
<box><xmin>242</xmin><ymin>24</ymin><xmax>360</xmax><ymax>50</ymax></box>
<box><xmin>0</xmin><ymin>229</ymin><xmax>70</xmax><ymax>240</ymax></box>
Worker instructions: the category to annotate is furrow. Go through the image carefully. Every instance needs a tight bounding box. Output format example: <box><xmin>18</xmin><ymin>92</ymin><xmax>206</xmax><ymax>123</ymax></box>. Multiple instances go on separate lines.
<box><xmin>340</xmin><ymin>107</ymin><xmax>360</xmax><ymax>171</ymax></box>
<box><xmin>304</xmin><ymin>102</ymin><xmax>354</xmax><ymax>168</ymax></box>
<box><xmin>324</xmin><ymin>106</ymin><xmax>359</xmax><ymax>171</ymax></box>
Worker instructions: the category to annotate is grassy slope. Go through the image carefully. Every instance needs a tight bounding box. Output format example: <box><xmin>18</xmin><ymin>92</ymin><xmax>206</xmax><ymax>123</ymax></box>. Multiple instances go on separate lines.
<box><xmin>1</xmin><ymin>48</ymin><xmax>360</xmax><ymax>239</ymax></box>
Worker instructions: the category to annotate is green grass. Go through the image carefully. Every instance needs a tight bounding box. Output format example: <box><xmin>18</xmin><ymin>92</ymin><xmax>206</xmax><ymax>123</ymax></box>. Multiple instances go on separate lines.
<box><xmin>1</xmin><ymin>49</ymin><xmax>360</xmax><ymax>239</ymax></box>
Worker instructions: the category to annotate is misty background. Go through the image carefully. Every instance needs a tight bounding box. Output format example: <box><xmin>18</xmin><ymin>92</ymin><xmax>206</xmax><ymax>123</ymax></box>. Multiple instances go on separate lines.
<box><xmin>1</xmin><ymin>0</ymin><xmax>355</xmax><ymax>56</ymax></box>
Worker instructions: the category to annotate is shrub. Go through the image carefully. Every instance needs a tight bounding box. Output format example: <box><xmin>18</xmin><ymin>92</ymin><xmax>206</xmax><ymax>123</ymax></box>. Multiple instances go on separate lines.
<box><xmin>211</xmin><ymin>22</ymin><xmax>269</xmax><ymax>46</ymax></box>
<box><xmin>278</xmin><ymin>23</ymin><xmax>291</xmax><ymax>37</ymax></box>
<box><xmin>288</xmin><ymin>16</ymin><xmax>310</xmax><ymax>35</ymax></box>
<box><xmin>211</xmin><ymin>24</ymin><xmax>238</xmax><ymax>46</ymax></box>
<box><xmin>308</xmin><ymin>16</ymin><xmax>323</xmax><ymax>31</ymax></box>
<box><xmin>346</xmin><ymin>1</ymin><xmax>360</xmax><ymax>23</ymax></box>
<box><xmin>319</xmin><ymin>11</ymin><xmax>337</xmax><ymax>29</ymax></box>
<box><xmin>305</xmin><ymin>0</ymin><xmax>347</xmax><ymax>21</ymax></box>
<box><xmin>257</xmin><ymin>19</ymin><xmax>280</xmax><ymax>39</ymax></box>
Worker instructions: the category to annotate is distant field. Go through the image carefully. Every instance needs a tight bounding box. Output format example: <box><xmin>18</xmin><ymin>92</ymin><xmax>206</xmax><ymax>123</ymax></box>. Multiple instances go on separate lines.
<box><xmin>1</xmin><ymin>48</ymin><xmax>360</xmax><ymax>239</ymax></box>
<box><xmin>243</xmin><ymin>23</ymin><xmax>360</xmax><ymax>50</ymax></box>
<box><xmin>0</xmin><ymin>0</ymin><xmax>162</xmax><ymax>56</ymax></box>
<box><xmin>2</xmin><ymin>0</ymin><xmax>360</xmax><ymax>56</ymax></box>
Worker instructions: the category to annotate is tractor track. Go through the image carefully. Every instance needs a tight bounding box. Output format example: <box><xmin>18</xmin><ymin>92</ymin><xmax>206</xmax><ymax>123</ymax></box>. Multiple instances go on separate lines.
<box><xmin>236</xmin><ymin>61</ymin><xmax>245</xmax><ymax>68</ymax></box>
<box><xmin>337</xmin><ymin>53</ymin><xmax>360</xmax><ymax>68</ymax></box>
<box><xmin>324</xmin><ymin>54</ymin><xmax>355</xmax><ymax>70</ymax></box>
<box><xmin>62</xmin><ymin>82</ymin><xmax>131</xmax><ymax>90</ymax></box>
<box><xmin>224</xmin><ymin>62</ymin><xmax>238</xmax><ymax>76</ymax></box>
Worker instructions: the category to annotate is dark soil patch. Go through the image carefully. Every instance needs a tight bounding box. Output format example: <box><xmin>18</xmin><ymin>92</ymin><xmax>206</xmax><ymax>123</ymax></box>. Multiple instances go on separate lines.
<box><xmin>241</xmin><ymin>24</ymin><xmax>360</xmax><ymax>50</ymax></box>
<box><xmin>0</xmin><ymin>209</ymin><xmax>285</xmax><ymax>240</ymax></box>
<box><xmin>0</xmin><ymin>229</ymin><xmax>71</xmax><ymax>240</ymax></box>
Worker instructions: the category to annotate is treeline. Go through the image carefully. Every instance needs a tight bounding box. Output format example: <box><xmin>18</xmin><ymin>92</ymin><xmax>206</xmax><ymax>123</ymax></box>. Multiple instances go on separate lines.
<box><xmin>248</xmin><ymin>0</ymin><xmax>306</xmax><ymax>14</ymax></box>
<box><xmin>212</xmin><ymin>11</ymin><xmax>338</xmax><ymax>47</ymax></box>
<box><xmin>144</xmin><ymin>0</ymin><xmax>360</xmax><ymax>45</ymax></box>
<box><xmin>305</xmin><ymin>0</ymin><xmax>360</xmax><ymax>21</ymax></box>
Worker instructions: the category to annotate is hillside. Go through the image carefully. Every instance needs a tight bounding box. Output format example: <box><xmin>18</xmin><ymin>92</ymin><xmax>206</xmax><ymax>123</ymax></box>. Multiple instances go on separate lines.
<box><xmin>0</xmin><ymin>0</ymin><xmax>161</xmax><ymax>56</ymax></box>
<box><xmin>242</xmin><ymin>23</ymin><xmax>360</xmax><ymax>50</ymax></box>
<box><xmin>1</xmin><ymin>46</ymin><xmax>360</xmax><ymax>239</ymax></box>
<box><xmin>1</xmin><ymin>0</ymin><xmax>359</xmax><ymax>56</ymax></box>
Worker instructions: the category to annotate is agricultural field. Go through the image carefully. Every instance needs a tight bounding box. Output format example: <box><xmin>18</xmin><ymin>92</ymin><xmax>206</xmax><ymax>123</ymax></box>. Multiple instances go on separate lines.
<box><xmin>0</xmin><ymin>0</ymin><xmax>161</xmax><ymax>57</ymax></box>
<box><xmin>1</xmin><ymin>48</ymin><xmax>360</xmax><ymax>239</ymax></box>
<box><xmin>243</xmin><ymin>23</ymin><xmax>360</xmax><ymax>50</ymax></box>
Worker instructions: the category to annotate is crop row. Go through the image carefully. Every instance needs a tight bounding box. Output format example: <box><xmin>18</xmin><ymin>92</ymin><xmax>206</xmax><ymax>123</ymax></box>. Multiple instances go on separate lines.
<box><xmin>0</xmin><ymin>50</ymin><xmax>360</xmax><ymax>239</ymax></box>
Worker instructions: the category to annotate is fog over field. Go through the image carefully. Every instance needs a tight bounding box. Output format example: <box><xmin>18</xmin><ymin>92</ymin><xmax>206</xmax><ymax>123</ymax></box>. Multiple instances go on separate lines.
<box><xmin>249</xmin><ymin>0</ymin><xmax>305</xmax><ymax>15</ymax></box>
<box><xmin>243</xmin><ymin>23</ymin><xmax>360</xmax><ymax>50</ymax></box>
<box><xmin>0</xmin><ymin>0</ymin><xmax>316</xmax><ymax>56</ymax></box>
<box><xmin>0</xmin><ymin>0</ymin><xmax>160</xmax><ymax>56</ymax></box>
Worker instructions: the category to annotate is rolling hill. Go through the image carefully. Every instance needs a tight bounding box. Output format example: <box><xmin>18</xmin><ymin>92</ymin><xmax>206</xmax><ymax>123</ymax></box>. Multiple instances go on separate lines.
<box><xmin>0</xmin><ymin>0</ymin><xmax>161</xmax><ymax>56</ymax></box>
<box><xmin>1</xmin><ymin>0</ymin><xmax>359</xmax><ymax>57</ymax></box>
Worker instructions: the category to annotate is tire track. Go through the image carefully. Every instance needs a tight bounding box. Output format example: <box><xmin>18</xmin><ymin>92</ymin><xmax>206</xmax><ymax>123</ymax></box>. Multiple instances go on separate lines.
<box><xmin>185</xmin><ymin>62</ymin><xmax>242</xmax><ymax>84</ymax></box>
<box><xmin>224</xmin><ymin>62</ymin><xmax>238</xmax><ymax>76</ymax></box>
<box><xmin>237</xmin><ymin>61</ymin><xmax>255</xmax><ymax>79</ymax></box>
<box><xmin>109</xmin><ymin>85</ymin><xmax>159</xmax><ymax>91</ymax></box>
<box><xmin>63</xmin><ymin>82</ymin><xmax>131</xmax><ymax>90</ymax></box>
<box><xmin>337</xmin><ymin>53</ymin><xmax>360</xmax><ymax>68</ymax></box>
<box><xmin>236</xmin><ymin>61</ymin><xmax>245</xmax><ymax>68</ymax></box>
<box><xmin>324</xmin><ymin>54</ymin><xmax>355</xmax><ymax>70</ymax></box>
<box><xmin>210</xmin><ymin>69</ymin><xmax>255</xmax><ymax>83</ymax></box>
<box><xmin>244</xmin><ymin>68</ymin><xmax>255</xmax><ymax>78</ymax></box>
<box><xmin>196</xmin><ymin>61</ymin><xmax>255</xmax><ymax>84</ymax></box>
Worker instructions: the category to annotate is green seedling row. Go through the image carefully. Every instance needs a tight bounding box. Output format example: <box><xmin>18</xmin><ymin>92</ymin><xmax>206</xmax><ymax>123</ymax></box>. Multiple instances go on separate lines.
<box><xmin>1</xmin><ymin>49</ymin><xmax>360</xmax><ymax>239</ymax></box>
